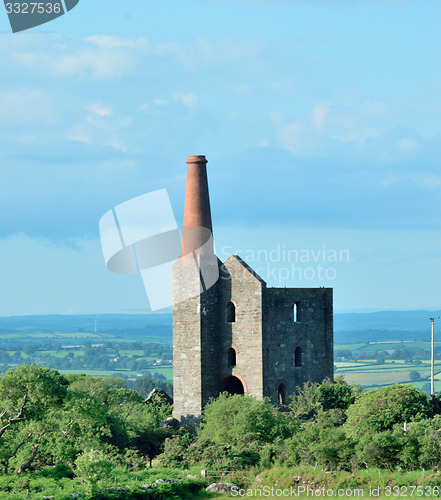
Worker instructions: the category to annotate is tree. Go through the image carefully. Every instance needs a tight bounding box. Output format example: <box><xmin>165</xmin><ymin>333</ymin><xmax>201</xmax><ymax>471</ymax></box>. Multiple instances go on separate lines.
<box><xmin>199</xmin><ymin>393</ymin><xmax>294</xmax><ymax>447</ymax></box>
<box><xmin>133</xmin><ymin>376</ymin><xmax>173</xmax><ymax>399</ymax></box>
<box><xmin>345</xmin><ymin>384</ymin><xmax>432</xmax><ymax>439</ymax></box>
<box><xmin>317</xmin><ymin>376</ymin><xmax>361</xmax><ymax>411</ymax></box>
<box><xmin>409</xmin><ymin>371</ymin><xmax>421</xmax><ymax>382</ymax></box>
<box><xmin>289</xmin><ymin>381</ymin><xmax>322</xmax><ymax>420</ymax></box>
<box><xmin>0</xmin><ymin>364</ymin><xmax>68</xmax><ymax>427</ymax></box>
<box><xmin>281</xmin><ymin>422</ymin><xmax>355</xmax><ymax>470</ymax></box>
<box><xmin>0</xmin><ymin>365</ymin><xmax>69</xmax><ymax>473</ymax></box>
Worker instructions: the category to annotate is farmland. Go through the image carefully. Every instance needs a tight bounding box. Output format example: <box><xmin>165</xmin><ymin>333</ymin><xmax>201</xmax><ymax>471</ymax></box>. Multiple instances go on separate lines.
<box><xmin>1</xmin><ymin>310</ymin><xmax>440</xmax><ymax>394</ymax></box>
<box><xmin>336</xmin><ymin>340</ymin><xmax>441</xmax><ymax>392</ymax></box>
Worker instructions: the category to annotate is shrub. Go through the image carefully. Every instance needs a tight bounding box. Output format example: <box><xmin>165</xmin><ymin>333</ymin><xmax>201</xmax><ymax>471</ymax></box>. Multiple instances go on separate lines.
<box><xmin>345</xmin><ymin>385</ymin><xmax>431</xmax><ymax>438</ymax></box>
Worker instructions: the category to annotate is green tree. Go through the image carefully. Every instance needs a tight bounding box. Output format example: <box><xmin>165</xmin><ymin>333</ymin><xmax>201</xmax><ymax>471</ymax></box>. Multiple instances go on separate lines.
<box><xmin>280</xmin><ymin>422</ymin><xmax>355</xmax><ymax>470</ymax></box>
<box><xmin>0</xmin><ymin>365</ymin><xmax>69</xmax><ymax>473</ymax></box>
<box><xmin>289</xmin><ymin>381</ymin><xmax>322</xmax><ymax>420</ymax></box>
<box><xmin>409</xmin><ymin>371</ymin><xmax>421</xmax><ymax>382</ymax></box>
<box><xmin>0</xmin><ymin>364</ymin><xmax>68</xmax><ymax>423</ymax></box>
<box><xmin>357</xmin><ymin>428</ymin><xmax>404</xmax><ymax>469</ymax></box>
<box><xmin>317</xmin><ymin>376</ymin><xmax>361</xmax><ymax>411</ymax></box>
<box><xmin>199</xmin><ymin>393</ymin><xmax>294</xmax><ymax>447</ymax></box>
<box><xmin>345</xmin><ymin>384</ymin><xmax>432</xmax><ymax>439</ymax></box>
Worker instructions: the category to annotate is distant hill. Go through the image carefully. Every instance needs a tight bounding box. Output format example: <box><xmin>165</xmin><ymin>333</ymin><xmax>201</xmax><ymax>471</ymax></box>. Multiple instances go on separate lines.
<box><xmin>0</xmin><ymin>313</ymin><xmax>173</xmax><ymax>346</ymax></box>
<box><xmin>334</xmin><ymin>309</ymin><xmax>441</xmax><ymax>344</ymax></box>
<box><xmin>0</xmin><ymin>313</ymin><xmax>172</xmax><ymax>333</ymax></box>
<box><xmin>0</xmin><ymin>309</ymin><xmax>439</xmax><ymax>346</ymax></box>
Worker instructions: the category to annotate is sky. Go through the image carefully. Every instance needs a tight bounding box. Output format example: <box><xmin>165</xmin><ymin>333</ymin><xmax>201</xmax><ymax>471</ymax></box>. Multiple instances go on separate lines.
<box><xmin>0</xmin><ymin>0</ymin><xmax>440</xmax><ymax>315</ymax></box>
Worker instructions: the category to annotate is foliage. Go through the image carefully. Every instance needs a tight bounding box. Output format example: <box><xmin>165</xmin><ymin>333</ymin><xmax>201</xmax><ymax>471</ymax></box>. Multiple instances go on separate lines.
<box><xmin>5</xmin><ymin>362</ymin><xmax>441</xmax><ymax>489</ymax></box>
<box><xmin>317</xmin><ymin>376</ymin><xmax>362</xmax><ymax>411</ymax></box>
<box><xmin>409</xmin><ymin>370</ymin><xmax>422</xmax><ymax>382</ymax></box>
<box><xmin>279</xmin><ymin>421</ymin><xmax>356</xmax><ymax>470</ymax></box>
<box><xmin>356</xmin><ymin>428</ymin><xmax>405</xmax><ymax>469</ymax></box>
<box><xmin>160</xmin><ymin>430</ymin><xmax>198</xmax><ymax>469</ymax></box>
<box><xmin>345</xmin><ymin>384</ymin><xmax>432</xmax><ymax>438</ymax></box>
<box><xmin>0</xmin><ymin>365</ymin><xmax>173</xmax><ymax>477</ymax></box>
<box><xmin>74</xmin><ymin>448</ymin><xmax>113</xmax><ymax>490</ymax></box>
<box><xmin>199</xmin><ymin>393</ymin><xmax>294</xmax><ymax>447</ymax></box>
<box><xmin>289</xmin><ymin>381</ymin><xmax>322</xmax><ymax>420</ymax></box>
<box><xmin>134</xmin><ymin>376</ymin><xmax>173</xmax><ymax>399</ymax></box>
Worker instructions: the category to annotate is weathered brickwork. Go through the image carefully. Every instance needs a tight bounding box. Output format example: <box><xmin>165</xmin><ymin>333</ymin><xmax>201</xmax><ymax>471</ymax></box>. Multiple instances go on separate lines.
<box><xmin>263</xmin><ymin>287</ymin><xmax>333</xmax><ymax>405</ymax></box>
<box><xmin>172</xmin><ymin>154</ymin><xmax>334</xmax><ymax>423</ymax></box>
<box><xmin>173</xmin><ymin>254</ymin><xmax>334</xmax><ymax>421</ymax></box>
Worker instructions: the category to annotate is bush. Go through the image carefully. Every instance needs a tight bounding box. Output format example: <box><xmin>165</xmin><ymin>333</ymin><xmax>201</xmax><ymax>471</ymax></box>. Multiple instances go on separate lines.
<box><xmin>345</xmin><ymin>385</ymin><xmax>432</xmax><ymax>438</ymax></box>
<box><xmin>279</xmin><ymin>423</ymin><xmax>355</xmax><ymax>470</ymax></box>
<box><xmin>317</xmin><ymin>377</ymin><xmax>361</xmax><ymax>411</ymax></box>
<box><xmin>199</xmin><ymin>393</ymin><xmax>294</xmax><ymax>447</ymax></box>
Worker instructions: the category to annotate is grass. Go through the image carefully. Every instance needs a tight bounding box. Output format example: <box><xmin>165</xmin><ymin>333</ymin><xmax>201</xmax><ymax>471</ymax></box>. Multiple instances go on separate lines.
<box><xmin>3</xmin><ymin>465</ymin><xmax>440</xmax><ymax>500</ymax></box>
<box><xmin>0</xmin><ymin>466</ymin><xmax>212</xmax><ymax>500</ymax></box>
<box><xmin>236</xmin><ymin>466</ymin><xmax>441</xmax><ymax>499</ymax></box>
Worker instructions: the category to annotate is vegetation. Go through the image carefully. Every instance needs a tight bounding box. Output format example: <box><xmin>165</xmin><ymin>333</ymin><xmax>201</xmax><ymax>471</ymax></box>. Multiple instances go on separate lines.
<box><xmin>4</xmin><ymin>365</ymin><xmax>441</xmax><ymax>498</ymax></box>
<box><xmin>0</xmin><ymin>341</ymin><xmax>174</xmax><ymax>390</ymax></box>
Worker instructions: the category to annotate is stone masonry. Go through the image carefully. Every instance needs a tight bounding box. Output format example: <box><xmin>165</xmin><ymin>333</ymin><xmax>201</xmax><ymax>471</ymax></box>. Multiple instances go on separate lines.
<box><xmin>172</xmin><ymin>155</ymin><xmax>334</xmax><ymax>423</ymax></box>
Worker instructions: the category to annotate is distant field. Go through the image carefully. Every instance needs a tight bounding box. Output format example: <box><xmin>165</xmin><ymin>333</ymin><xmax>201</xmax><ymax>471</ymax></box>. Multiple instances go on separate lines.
<box><xmin>0</xmin><ymin>330</ymin><xmax>172</xmax><ymax>345</ymax></box>
<box><xmin>2</xmin><ymin>332</ymin><xmax>440</xmax><ymax>392</ymax></box>
<box><xmin>334</xmin><ymin>339</ymin><xmax>441</xmax><ymax>392</ymax></box>
<box><xmin>336</xmin><ymin>341</ymin><xmax>441</xmax><ymax>353</ymax></box>
<box><xmin>336</xmin><ymin>355</ymin><xmax>438</xmax><ymax>391</ymax></box>
<box><xmin>341</xmin><ymin>370</ymin><xmax>432</xmax><ymax>387</ymax></box>
<box><xmin>58</xmin><ymin>365</ymin><xmax>173</xmax><ymax>381</ymax></box>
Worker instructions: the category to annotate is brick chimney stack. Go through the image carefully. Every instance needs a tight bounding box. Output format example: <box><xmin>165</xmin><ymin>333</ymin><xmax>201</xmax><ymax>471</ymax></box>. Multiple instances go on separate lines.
<box><xmin>182</xmin><ymin>155</ymin><xmax>214</xmax><ymax>256</ymax></box>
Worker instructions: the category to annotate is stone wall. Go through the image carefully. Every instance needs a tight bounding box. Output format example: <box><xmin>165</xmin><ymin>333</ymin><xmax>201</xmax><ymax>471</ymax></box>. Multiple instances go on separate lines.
<box><xmin>263</xmin><ymin>287</ymin><xmax>334</xmax><ymax>404</ymax></box>
<box><xmin>172</xmin><ymin>253</ymin><xmax>334</xmax><ymax>422</ymax></box>
<box><xmin>218</xmin><ymin>255</ymin><xmax>265</xmax><ymax>399</ymax></box>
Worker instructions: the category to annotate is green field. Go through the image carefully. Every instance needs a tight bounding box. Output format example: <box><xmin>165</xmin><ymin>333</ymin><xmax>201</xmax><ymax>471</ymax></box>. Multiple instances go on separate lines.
<box><xmin>336</xmin><ymin>340</ymin><xmax>441</xmax><ymax>353</ymax></box>
<box><xmin>57</xmin><ymin>365</ymin><xmax>173</xmax><ymax>381</ymax></box>
<box><xmin>0</xmin><ymin>330</ymin><xmax>172</xmax><ymax>344</ymax></box>
<box><xmin>2</xmin><ymin>335</ymin><xmax>440</xmax><ymax>391</ymax></box>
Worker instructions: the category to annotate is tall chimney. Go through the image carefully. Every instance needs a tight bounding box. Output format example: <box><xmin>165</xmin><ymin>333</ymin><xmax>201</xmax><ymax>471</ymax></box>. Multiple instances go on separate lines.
<box><xmin>182</xmin><ymin>155</ymin><xmax>214</xmax><ymax>256</ymax></box>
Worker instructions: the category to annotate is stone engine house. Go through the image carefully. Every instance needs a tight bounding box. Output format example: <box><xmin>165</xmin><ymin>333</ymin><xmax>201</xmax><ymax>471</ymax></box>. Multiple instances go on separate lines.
<box><xmin>173</xmin><ymin>155</ymin><xmax>334</xmax><ymax>423</ymax></box>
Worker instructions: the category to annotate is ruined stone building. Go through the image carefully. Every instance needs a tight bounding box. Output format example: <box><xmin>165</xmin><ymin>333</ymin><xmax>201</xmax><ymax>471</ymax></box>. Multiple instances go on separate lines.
<box><xmin>173</xmin><ymin>155</ymin><xmax>333</xmax><ymax>423</ymax></box>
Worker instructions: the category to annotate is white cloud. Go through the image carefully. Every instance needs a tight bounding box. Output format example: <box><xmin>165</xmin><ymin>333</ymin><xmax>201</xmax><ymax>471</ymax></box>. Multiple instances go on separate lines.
<box><xmin>84</xmin><ymin>36</ymin><xmax>149</xmax><ymax>50</ymax></box>
<box><xmin>12</xmin><ymin>35</ymin><xmax>143</xmax><ymax>80</ymax></box>
<box><xmin>230</xmin><ymin>84</ymin><xmax>250</xmax><ymax>96</ymax></box>
<box><xmin>276</xmin><ymin>120</ymin><xmax>304</xmax><ymax>154</ymax></box>
<box><xmin>331</xmin><ymin>128</ymin><xmax>385</xmax><ymax>143</ymax></box>
<box><xmin>360</xmin><ymin>99</ymin><xmax>390</xmax><ymax>116</ymax></box>
<box><xmin>173</xmin><ymin>92</ymin><xmax>199</xmax><ymax>108</ymax></box>
<box><xmin>66</xmin><ymin>125</ymin><xmax>93</xmax><ymax>144</ymax></box>
<box><xmin>196</xmin><ymin>37</ymin><xmax>264</xmax><ymax>63</ymax></box>
<box><xmin>86</xmin><ymin>103</ymin><xmax>113</xmax><ymax>117</ymax></box>
<box><xmin>311</xmin><ymin>102</ymin><xmax>332</xmax><ymax>131</ymax></box>
<box><xmin>103</xmin><ymin>136</ymin><xmax>127</xmax><ymax>153</ymax></box>
<box><xmin>16</xmin><ymin>48</ymin><xmax>136</xmax><ymax>80</ymax></box>
<box><xmin>153</xmin><ymin>99</ymin><xmax>168</xmax><ymax>106</ymax></box>
<box><xmin>398</xmin><ymin>137</ymin><xmax>417</xmax><ymax>153</ymax></box>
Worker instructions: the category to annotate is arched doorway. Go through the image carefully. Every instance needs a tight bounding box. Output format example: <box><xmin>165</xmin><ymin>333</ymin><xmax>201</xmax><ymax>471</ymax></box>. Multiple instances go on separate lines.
<box><xmin>220</xmin><ymin>375</ymin><xmax>245</xmax><ymax>395</ymax></box>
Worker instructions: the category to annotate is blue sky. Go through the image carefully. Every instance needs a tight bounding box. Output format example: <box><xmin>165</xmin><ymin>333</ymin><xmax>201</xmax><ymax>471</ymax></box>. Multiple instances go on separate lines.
<box><xmin>0</xmin><ymin>0</ymin><xmax>440</xmax><ymax>315</ymax></box>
